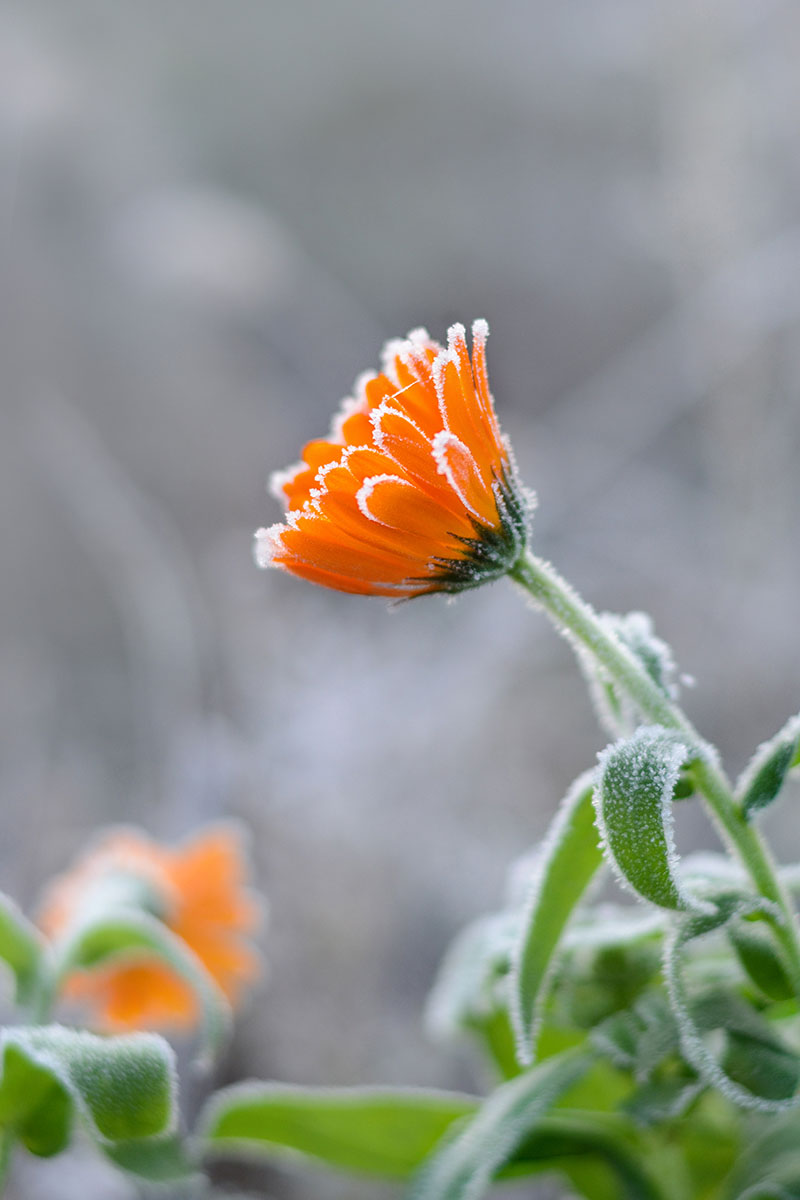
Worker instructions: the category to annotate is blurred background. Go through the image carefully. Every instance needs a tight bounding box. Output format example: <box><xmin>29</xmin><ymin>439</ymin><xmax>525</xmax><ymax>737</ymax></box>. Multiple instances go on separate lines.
<box><xmin>1</xmin><ymin>1</ymin><xmax>800</xmax><ymax>1196</ymax></box>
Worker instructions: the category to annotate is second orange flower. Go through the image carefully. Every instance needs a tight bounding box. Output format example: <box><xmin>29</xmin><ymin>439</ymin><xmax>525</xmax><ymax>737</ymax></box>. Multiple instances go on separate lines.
<box><xmin>256</xmin><ymin>320</ymin><xmax>530</xmax><ymax>597</ymax></box>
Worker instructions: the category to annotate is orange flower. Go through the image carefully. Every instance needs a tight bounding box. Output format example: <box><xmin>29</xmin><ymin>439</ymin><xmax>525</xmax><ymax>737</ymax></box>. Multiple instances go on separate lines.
<box><xmin>39</xmin><ymin>825</ymin><xmax>262</xmax><ymax>1032</ymax></box>
<box><xmin>256</xmin><ymin>320</ymin><xmax>530</xmax><ymax>596</ymax></box>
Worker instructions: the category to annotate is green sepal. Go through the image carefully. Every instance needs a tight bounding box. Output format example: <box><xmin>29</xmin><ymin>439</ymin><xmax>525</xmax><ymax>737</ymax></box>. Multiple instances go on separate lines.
<box><xmin>200</xmin><ymin>1083</ymin><xmax>477</xmax><ymax>1179</ymax></box>
<box><xmin>52</xmin><ymin>909</ymin><xmax>230</xmax><ymax>1066</ymax></box>
<box><xmin>406</xmin><ymin>1049</ymin><xmax>591</xmax><ymax>1200</ymax></box>
<box><xmin>738</xmin><ymin>714</ymin><xmax>800</xmax><ymax>820</ymax></box>
<box><xmin>595</xmin><ymin>727</ymin><xmax>708</xmax><ymax>912</ymax></box>
<box><xmin>510</xmin><ymin>771</ymin><xmax>604</xmax><ymax>1064</ymax></box>
<box><xmin>0</xmin><ymin>895</ymin><xmax>47</xmax><ymax>1009</ymax></box>
<box><xmin>0</xmin><ymin>1025</ymin><xmax>177</xmax><ymax>1159</ymax></box>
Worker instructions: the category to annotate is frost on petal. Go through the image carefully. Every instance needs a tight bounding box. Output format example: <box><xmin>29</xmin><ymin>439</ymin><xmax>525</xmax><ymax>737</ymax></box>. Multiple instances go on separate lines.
<box><xmin>253</xmin><ymin>524</ymin><xmax>287</xmax><ymax>568</ymax></box>
<box><xmin>432</xmin><ymin>429</ymin><xmax>488</xmax><ymax>521</ymax></box>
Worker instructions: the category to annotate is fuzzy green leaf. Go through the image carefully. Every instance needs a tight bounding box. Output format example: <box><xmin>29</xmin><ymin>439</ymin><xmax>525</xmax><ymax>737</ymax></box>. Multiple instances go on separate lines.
<box><xmin>105</xmin><ymin>1134</ymin><xmax>195</xmax><ymax>1181</ymax></box>
<box><xmin>510</xmin><ymin>771</ymin><xmax>604</xmax><ymax>1064</ymax></box>
<box><xmin>406</xmin><ymin>1050</ymin><xmax>590</xmax><ymax>1200</ymax></box>
<box><xmin>201</xmin><ymin>1084</ymin><xmax>477</xmax><ymax>1179</ymax></box>
<box><xmin>0</xmin><ymin>1026</ymin><xmax>177</xmax><ymax>1159</ymax></box>
<box><xmin>595</xmin><ymin>727</ymin><xmax>706</xmax><ymax>912</ymax></box>
<box><xmin>739</xmin><ymin>714</ymin><xmax>800</xmax><ymax>820</ymax></box>
<box><xmin>0</xmin><ymin>895</ymin><xmax>46</xmax><ymax>1008</ymax></box>
<box><xmin>55</xmin><ymin>909</ymin><xmax>230</xmax><ymax>1065</ymax></box>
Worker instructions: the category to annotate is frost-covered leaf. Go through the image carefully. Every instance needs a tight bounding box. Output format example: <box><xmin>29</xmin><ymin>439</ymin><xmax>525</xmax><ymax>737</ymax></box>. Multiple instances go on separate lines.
<box><xmin>0</xmin><ymin>1026</ymin><xmax>177</xmax><ymax>1159</ymax></box>
<box><xmin>406</xmin><ymin>1050</ymin><xmax>590</xmax><ymax>1200</ymax></box>
<box><xmin>55</xmin><ymin>909</ymin><xmax>230</xmax><ymax>1065</ymax></box>
<box><xmin>591</xmin><ymin>991</ymin><xmax>681</xmax><ymax>1082</ymax></box>
<box><xmin>665</xmin><ymin>903</ymin><xmax>800</xmax><ymax>1111</ymax></box>
<box><xmin>577</xmin><ymin>612</ymin><xmax>678</xmax><ymax>738</ymax></box>
<box><xmin>426</xmin><ymin>912</ymin><xmax>519</xmax><ymax>1040</ymax></box>
<box><xmin>738</xmin><ymin>714</ymin><xmax>800</xmax><ymax>821</ymax></box>
<box><xmin>200</xmin><ymin>1083</ymin><xmax>476</xmax><ymax>1179</ymax></box>
<box><xmin>510</xmin><ymin>771</ymin><xmax>604</xmax><ymax>1064</ymax></box>
<box><xmin>595</xmin><ymin>727</ymin><xmax>707</xmax><ymax>912</ymax></box>
<box><xmin>0</xmin><ymin>894</ymin><xmax>46</xmax><ymax>1008</ymax></box>
<box><xmin>425</xmin><ymin>910</ymin><xmax>521</xmax><ymax>1078</ymax></box>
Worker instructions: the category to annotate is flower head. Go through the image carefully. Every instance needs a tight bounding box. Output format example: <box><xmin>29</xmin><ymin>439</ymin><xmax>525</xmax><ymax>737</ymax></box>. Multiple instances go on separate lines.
<box><xmin>256</xmin><ymin>320</ymin><xmax>530</xmax><ymax>597</ymax></box>
<box><xmin>39</xmin><ymin>825</ymin><xmax>262</xmax><ymax>1032</ymax></box>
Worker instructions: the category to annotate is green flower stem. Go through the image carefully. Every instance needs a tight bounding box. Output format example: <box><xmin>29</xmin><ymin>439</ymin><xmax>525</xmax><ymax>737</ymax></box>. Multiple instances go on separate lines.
<box><xmin>508</xmin><ymin>548</ymin><xmax>800</xmax><ymax>992</ymax></box>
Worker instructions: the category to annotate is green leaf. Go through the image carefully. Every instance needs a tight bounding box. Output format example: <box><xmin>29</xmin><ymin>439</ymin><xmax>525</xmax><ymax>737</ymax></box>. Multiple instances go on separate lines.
<box><xmin>426</xmin><ymin>911</ymin><xmax>519</xmax><ymax>1039</ymax></box>
<box><xmin>105</xmin><ymin>1134</ymin><xmax>196</xmax><ymax>1181</ymax></box>
<box><xmin>406</xmin><ymin>1050</ymin><xmax>591</xmax><ymax>1200</ymax></box>
<box><xmin>592</xmin><ymin>991</ymin><xmax>681</xmax><ymax>1082</ymax></box>
<box><xmin>739</xmin><ymin>714</ymin><xmax>800</xmax><ymax>820</ymax></box>
<box><xmin>721</xmin><ymin>1114</ymin><xmax>800</xmax><ymax>1199</ymax></box>
<box><xmin>0</xmin><ymin>1025</ymin><xmax>177</xmax><ymax>1159</ymax></box>
<box><xmin>0</xmin><ymin>895</ymin><xmax>46</xmax><ymax>1008</ymax></box>
<box><xmin>728</xmin><ymin>917</ymin><xmax>794</xmax><ymax>1001</ymax></box>
<box><xmin>510</xmin><ymin>771</ymin><xmax>604</xmax><ymax>1064</ymax></box>
<box><xmin>507</xmin><ymin>1110</ymin><xmax>668</xmax><ymax>1200</ymax></box>
<box><xmin>54</xmin><ymin>909</ymin><xmax>230</xmax><ymax>1066</ymax></box>
<box><xmin>665</xmin><ymin>903</ymin><xmax>800</xmax><ymax>1111</ymax></box>
<box><xmin>200</xmin><ymin>1083</ymin><xmax>477</xmax><ymax>1179</ymax></box>
<box><xmin>595</xmin><ymin>726</ymin><xmax>707</xmax><ymax>912</ymax></box>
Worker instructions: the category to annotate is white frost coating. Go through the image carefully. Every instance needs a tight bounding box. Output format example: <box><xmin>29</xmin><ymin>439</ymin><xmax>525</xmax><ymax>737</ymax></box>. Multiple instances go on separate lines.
<box><xmin>329</xmin><ymin>380</ymin><xmax>370</xmax><ymax>440</ymax></box>
<box><xmin>430</xmin><ymin>346</ymin><xmax>460</xmax><ymax>416</ymax></box>
<box><xmin>370</xmin><ymin>399</ymin><xmax>427</xmax><ymax>452</ymax></box>
<box><xmin>355</xmin><ymin>474</ymin><xmax>412</xmax><ymax>526</ymax></box>
<box><xmin>268</xmin><ymin>462</ymin><xmax>306</xmax><ymax>504</ymax></box>
<box><xmin>664</xmin><ymin>904</ymin><xmax>800</xmax><ymax>1113</ymax></box>
<box><xmin>594</xmin><ymin>727</ymin><xmax>712</xmax><ymax>915</ymax></box>
<box><xmin>253</xmin><ymin>524</ymin><xmax>286</xmax><ymax>568</ymax></box>
<box><xmin>431</xmin><ymin>429</ymin><xmax>481</xmax><ymax>517</ymax></box>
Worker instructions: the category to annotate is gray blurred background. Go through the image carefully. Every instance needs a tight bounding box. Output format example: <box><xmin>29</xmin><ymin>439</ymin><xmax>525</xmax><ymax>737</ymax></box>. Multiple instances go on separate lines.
<box><xmin>1</xmin><ymin>1</ymin><xmax>799</xmax><ymax>1197</ymax></box>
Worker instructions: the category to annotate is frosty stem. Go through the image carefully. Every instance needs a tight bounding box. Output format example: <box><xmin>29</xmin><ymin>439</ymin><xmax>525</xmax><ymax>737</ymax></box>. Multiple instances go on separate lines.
<box><xmin>508</xmin><ymin>548</ymin><xmax>800</xmax><ymax>992</ymax></box>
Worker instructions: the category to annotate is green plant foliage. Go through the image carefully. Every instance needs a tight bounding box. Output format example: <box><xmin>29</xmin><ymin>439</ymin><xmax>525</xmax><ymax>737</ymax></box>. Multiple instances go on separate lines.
<box><xmin>53</xmin><ymin>909</ymin><xmax>230</xmax><ymax>1064</ymax></box>
<box><xmin>727</xmin><ymin>917</ymin><xmax>794</xmax><ymax>1002</ymax></box>
<box><xmin>595</xmin><ymin>727</ymin><xmax>706</xmax><ymax>911</ymax></box>
<box><xmin>665</xmin><ymin>903</ymin><xmax>800</xmax><ymax>1112</ymax></box>
<box><xmin>200</xmin><ymin>1083</ymin><xmax>477</xmax><ymax>1178</ymax></box>
<box><xmin>0</xmin><ymin>895</ymin><xmax>46</xmax><ymax>1009</ymax></box>
<box><xmin>738</xmin><ymin>714</ymin><xmax>800</xmax><ymax>820</ymax></box>
<box><xmin>0</xmin><ymin>1026</ymin><xmax>177</xmax><ymax>1161</ymax></box>
<box><xmin>405</xmin><ymin>1050</ymin><xmax>591</xmax><ymax>1200</ymax></box>
<box><xmin>509</xmin><ymin>771</ymin><xmax>604</xmax><ymax>1063</ymax></box>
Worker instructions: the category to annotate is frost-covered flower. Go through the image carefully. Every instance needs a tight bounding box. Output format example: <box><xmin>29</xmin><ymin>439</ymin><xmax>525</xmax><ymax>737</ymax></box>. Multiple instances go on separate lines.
<box><xmin>39</xmin><ymin>826</ymin><xmax>261</xmax><ymax>1032</ymax></box>
<box><xmin>256</xmin><ymin>320</ymin><xmax>530</xmax><ymax>596</ymax></box>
